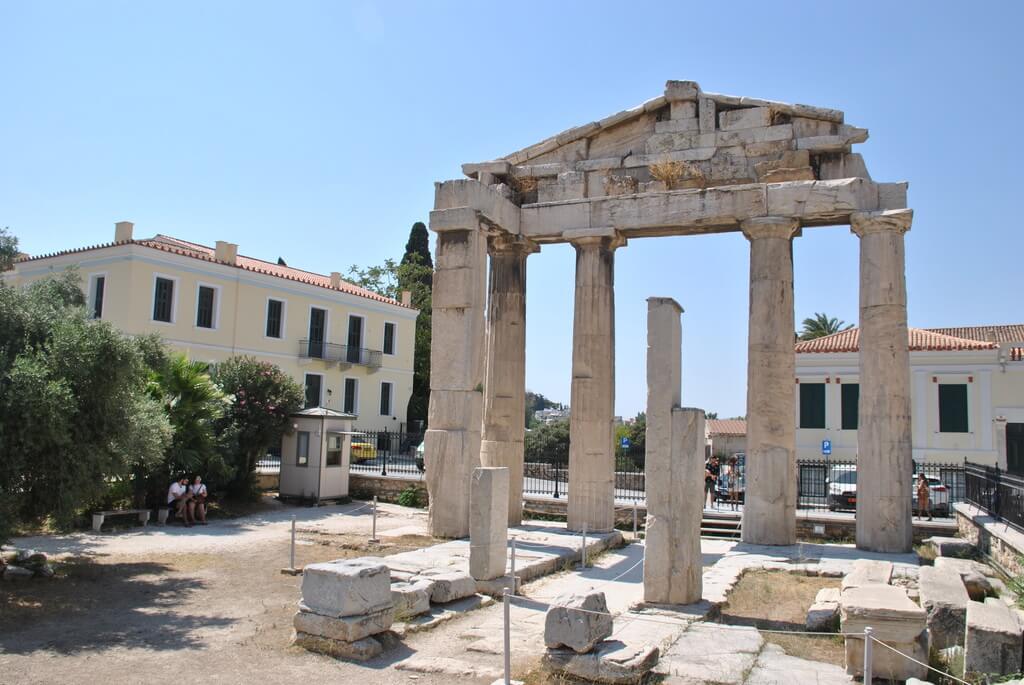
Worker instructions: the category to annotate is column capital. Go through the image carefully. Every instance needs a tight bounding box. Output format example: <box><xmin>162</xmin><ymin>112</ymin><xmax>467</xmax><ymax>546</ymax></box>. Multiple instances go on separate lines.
<box><xmin>563</xmin><ymin>227</ymin><xmax>627</xmax><ymax>250</ymax></box>
<box><xmin>850</xmin><ymin>208</ymin><xmax>913</xmax><ymax>237</ymax></box>
<box><xmin>740</xmin><ymin>216</ymin><xmax>800</xmax><ymax>241</ymax></box>
<box><xmin>487</xmin><ymin>231</ymin><xmax>539</xmax><ymax>257</ymax></box>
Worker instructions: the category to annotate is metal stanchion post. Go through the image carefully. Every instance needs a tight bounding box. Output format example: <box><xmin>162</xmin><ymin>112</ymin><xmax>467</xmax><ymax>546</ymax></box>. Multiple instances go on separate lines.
<box><xmin>863</xmin><ymin>627</ymin><xmax>873</xmax><ymax>683</ymax></box>
<box><xmin>369</xmin><ymin>496</ymin><xmax>380</xmax><ymax>543</ymax></box>
<box><xmin>509</xmin><ymin>536</ymin><xmax>517</xmax><ymax>596</ymax></box>
<box><xmin>290</xmin><ymin>515</ymin><xmax>296</xmax><ymax>570</ymax></box>
<box><xmin>581</xmin><ymin>522</ymin><xmax>588</xmax><ymax>568</ymax></box>
<box><xmin>503</xmin><ymin>590</ymin><xmax>512</xmax><ymax>685</ymax></box>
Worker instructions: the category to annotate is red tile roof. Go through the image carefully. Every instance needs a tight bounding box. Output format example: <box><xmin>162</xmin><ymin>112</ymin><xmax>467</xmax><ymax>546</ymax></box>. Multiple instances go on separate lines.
<box><xmin>707</xmin><ymin>419</ymin><xmax>747</xmax><ymax>436</ymax></box>
<box><xmin>923</xmin><ymin>324</ymin><xmax>1024</xmax><ymax>344</ymax></box>
<box><xmin>795</xmin><ymin>327</ymin><xmax>998</xmax><ymax>353</ymax></box>
<box><xmin>14</xmin><ymin>235</ymin><xmax>411</xmax><ymax>309</ymax></box>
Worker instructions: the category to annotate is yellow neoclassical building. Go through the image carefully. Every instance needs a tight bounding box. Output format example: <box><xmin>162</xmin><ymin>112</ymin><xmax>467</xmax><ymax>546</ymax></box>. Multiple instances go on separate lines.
<box><xmin>5</xmin><ymin>221</ymin><xmax>419</xmax><ymax>432</ymax></box>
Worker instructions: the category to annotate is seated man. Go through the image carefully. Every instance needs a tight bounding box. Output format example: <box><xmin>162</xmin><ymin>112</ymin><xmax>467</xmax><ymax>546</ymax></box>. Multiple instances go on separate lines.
<box><xmin>190</xmin><ymin>475</ymin><xmax>208</xmax><ymax>525</ymax></box>
<box><xmin>167</xmin><ymin>475</ymin><xmax>194</xmax><ymax>527</ymax></box>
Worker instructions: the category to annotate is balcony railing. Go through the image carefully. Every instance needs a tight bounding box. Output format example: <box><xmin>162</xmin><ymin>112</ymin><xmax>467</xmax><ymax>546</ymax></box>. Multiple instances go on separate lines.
<box><xmin>299</xmin><ymin>339</ymin><xmax>383</xmax><ymax>368</ymax></box>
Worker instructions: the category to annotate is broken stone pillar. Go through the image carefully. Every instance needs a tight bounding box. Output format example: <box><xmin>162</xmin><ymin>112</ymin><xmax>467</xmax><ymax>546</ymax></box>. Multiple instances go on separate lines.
<box><xmin>740</xmin><ymin>216</ymin><xmax>799</xmax><ymax>546</ymax></box>
<box><xmin>642</xmin><ymin>297</ymin><xmax>703</xmax><ymax>605</ymax></box>
<box><xmin>544</xmin><ymin>590</ymin><xmax>614</xmax><ymax>653</ymax></box>
<box><xmin>852</xmin><ymin>209</ymin><xmax>914</xmax><ymax>553</ymax></box>
<box><xmin>424</xmin><ymin>216</ymin><xmax>488</xmax><ymax>538</ymax></box>
<box><xmin>567</xmin><ymin>229</ymin><xmax>624</xmax><ymax>534</ymax></box>
<box><xmin>480</xmin><ymin>234</ymin><xmax>538</xmax><ymax>526</ymax></box>
<box><xmin>469</xmin><ymin>466</ymin><xmax>509</xmax><ymax>581</ymax></box>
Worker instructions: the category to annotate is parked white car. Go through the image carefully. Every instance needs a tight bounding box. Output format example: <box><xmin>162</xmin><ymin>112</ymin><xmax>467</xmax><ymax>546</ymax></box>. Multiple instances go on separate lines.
<box><xmin>827</xmin><ymin>470</ymin><xmax>949</xmax><ymax>516</ymax></box>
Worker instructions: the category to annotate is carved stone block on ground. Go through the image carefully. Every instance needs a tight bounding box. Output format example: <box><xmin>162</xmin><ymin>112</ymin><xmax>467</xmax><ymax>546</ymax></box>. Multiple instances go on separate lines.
<box><xmin>806</xmin><ymin>587</ymin><xmax>841</xmax><ymax>631</ymax></box>
<box><xmin>840</xmin><ymin>559</ymin><xmax>893</xmax><ymax>590</ymax></box>
<box><xmin>965</xmin><ymin>600</ymin><xmax>1023</xmax><ymax>676</ymax></box>
<box><xmin>544</xmin><ymin>590</ymin><xmax>614</xmax><ymax>653</ymax></box>
<box><xmin>840</xmin><ymin>584</ymin><xmax>928</xmax><ymax>680</ymax></box>
<box><xmin>293</xmin><ymin>606</ymin><xmax>394</xmax><ymax>642</ymax></box>
<box><xmin>934</xmin><ymin>557</ymin><xmax>995</xmax><ymax>600</ymax></box>
<box><xmin>919</xmin><ymin>566</ymin><xmax>969</xmax><ymax>649</ymax></box>
<box><xmin>543</xmin><ymin>640</ymin><xmax>659</xmax><ymax>684</ymax></box>
<box><xmin>391</xmin><ymin>579</ymin><xmax>433</xmax><ymax>619</ymax></box>
<box><xmin>925</xmin><ymin>536</ymin><xmax>974</xmax><ymax>558</ymax></box>
<box><xmin>292</xmin><ymin>631</ymin><xmax>384</xmax><ymax>661</ymax></box>
<box><xmin>300</xmin><ymin>558</ymin><xmax>391</xmax><ymax>618</ymax></box>
<box><xmin>417</xmin><ymin>569</ymin><xmax>477</xmax><ymax>604</ymax></box>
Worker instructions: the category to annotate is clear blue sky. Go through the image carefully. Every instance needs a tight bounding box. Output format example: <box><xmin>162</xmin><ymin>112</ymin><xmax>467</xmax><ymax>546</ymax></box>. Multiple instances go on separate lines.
<box><xmin>3</xmin><ymin>1</ymin><xmax>1020</xmax><ymax>419</ymax></box>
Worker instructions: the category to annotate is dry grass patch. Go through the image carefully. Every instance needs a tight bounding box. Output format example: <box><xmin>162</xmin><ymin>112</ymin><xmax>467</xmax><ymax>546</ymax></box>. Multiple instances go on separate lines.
<box><xmin>717</xmin><ymin>570</ymin><xmax>844</xmax><ymax>666</ymax></box>
<box><xmin>648</xmin><ymin>159</ymin><xmax>706</xmax><ymax>189</ymax></box>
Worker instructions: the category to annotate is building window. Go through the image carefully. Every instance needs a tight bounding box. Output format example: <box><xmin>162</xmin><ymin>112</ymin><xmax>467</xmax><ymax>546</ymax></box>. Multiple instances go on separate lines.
<box><xmin>153</xmin><ymin>277</ymin><xmax>175</xmax><ymax>323</ymax></box>
<box><xmin>799</xmin><ymin>383</ymin><xmax>826</xmax><ymax>429</ymax></box>
<box><xmin>379</xmin><ymin>381</ymin><xmax>393</xmax><ymax>416</ymax></box>
<box><xmin>383</xmin><ymin>322</ymin><xmax>396</xmax><ymax>355</ymax></box>
<box><xmin>296</xmin><ymin>431</ymin><xmax>310</xmax><ymax>467</ymax></box>
<box><xmin>304</xmin><ymin>374</ymin><xmax>322</xmax><ymax>409</ymax></box>
<box><xmin>266</xmin><ymin>299</ymin><xmax>284</xmax><ymax>338</ymax></box>
<box><xmin>325</xmin><ymin>433</ymin><xmax>343</xmax><ymax>467</ymax></box>
<box><xmin>196</xmin><ymin>286</ymin><xmax>216</xmax><ymax>329</ymax></box>
<box><xmin>307</xmin><ymin>307</ymin><xmax>326</xmax><ymax>358</ymax></box>
<box><xmin>938</xmin><ymin>384</ymin><xmax>969</xmax><ymax>433</ymax></box>
<box><xmin>841</xmin><ymin>383</ymin><xmax>859</xmax><ymax>431</ymax></box>
<box><xmin>343</xmin><ymin>378</ymin><xmax>358</xmax><ymax>415</ymax></box>
<box><xmin>347</xmin><ymin>315</ymin><xmax>364</xmax><ymax>363</ymax></box>
<box><xmin>91</xmin><ymin>276</ymin><xmax>105</xmax><ymax>319</ymax></box>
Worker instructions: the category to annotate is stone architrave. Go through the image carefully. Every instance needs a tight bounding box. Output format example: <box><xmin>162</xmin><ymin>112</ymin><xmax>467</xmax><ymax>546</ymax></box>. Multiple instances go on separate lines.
<box><xmin>480</xmin><ymin>234</ymin><xmax>538</xmax><ymax>526</ymax></box>
<box><xmin>469</xmin><ymin>467</ymin><xmax>509</xmax><ymax>581</ymax></box>
<box><xmin>424</xmin><ymin>218</ymin><xmax>488</xmax><ymax>538</ymax></box>
<box><xmin>852</xmin><ymin>209</ymin><xmax>914</xmax><ymax>553</ymax></box>
<box><xmin>740</xmin><ymin>216</ymin><xmax>800</xmax><ymax>546</ymax></box>
<box><xmin>642</xmin><ymin>297</ymin><xmax>703</xmax><ymax>605</ymax></box>
<box><xmin>567</xmin><ymin>229</ymin><xmax>624</xmax><ymax>534</ymax></box>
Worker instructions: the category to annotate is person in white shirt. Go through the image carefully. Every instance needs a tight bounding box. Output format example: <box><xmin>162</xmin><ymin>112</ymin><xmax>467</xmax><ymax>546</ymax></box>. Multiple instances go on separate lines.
<box><xmin>190</xmin><ymin>476</ymin><xmax>208</xmax><ymax>525</ymax></box>
<box><xmin>167</xmin><ymin>476</ymin><xmax>194</xmax><ymax>527</ymax></box>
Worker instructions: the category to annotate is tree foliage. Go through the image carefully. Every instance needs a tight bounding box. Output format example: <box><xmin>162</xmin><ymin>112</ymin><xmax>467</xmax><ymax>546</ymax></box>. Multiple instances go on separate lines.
<box><xmin>0</xmin><ymin>271</ymin><xmax>172</xmax><ymax>538</ymax></box>
<box><xmin>525</xmin><ymin>390</ymin><xmax>562</xmax><ymax>428</ymax></box>
<box><xmin>615</xmin><ymin>412</ymin><xmax>646</xmax><ymax>456</ymax></box>
<box><xmin>798</xmin><ymin>312</ymin><xmax>853</xmax><ymax>341</ymax></box>
<box><xmin>212</xmin><ymin>356</ymin><xmax>304</xmax><ymax>498</ymax></box>
<box><xmin>524</xmin><ymin>419</ymin><xmax>569</xmax><ymax>465</ymax></box>
<box><xmin>0</xmin><ymin>227</ymin><xmax>18</xmax><ymax>272</ymax></box>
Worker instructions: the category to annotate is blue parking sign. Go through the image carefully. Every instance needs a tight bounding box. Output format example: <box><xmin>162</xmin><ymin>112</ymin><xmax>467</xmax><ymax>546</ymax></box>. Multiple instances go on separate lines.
<box><xmin>822</xmin><ymin>439</ymin><xmax>832</xmax><ymax>456</ymax></box>
<box><xmin>621</xmin><ymin>437</ymin><xmax>631</xmax><ymax>449</ymax></box>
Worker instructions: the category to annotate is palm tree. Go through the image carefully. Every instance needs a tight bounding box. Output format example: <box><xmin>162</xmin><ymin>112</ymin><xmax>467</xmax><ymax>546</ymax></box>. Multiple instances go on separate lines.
<box><xmin>798</xmin><ymin>313</ymin><xmax>853</xmax><ymax>341</ymax></box>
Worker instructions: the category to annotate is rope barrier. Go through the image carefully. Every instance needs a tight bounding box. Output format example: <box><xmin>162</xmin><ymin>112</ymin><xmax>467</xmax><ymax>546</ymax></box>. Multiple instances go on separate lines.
<box><xmin>868</xmin><ymin>634</ymin><xmax>972</xmax><ymax>685</ymax></box>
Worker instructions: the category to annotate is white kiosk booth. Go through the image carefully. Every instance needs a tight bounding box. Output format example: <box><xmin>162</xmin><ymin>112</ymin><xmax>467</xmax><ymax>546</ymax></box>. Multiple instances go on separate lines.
<box><xmin>279</xmin><ymin>407</ymin><xmax>357</xmax><ymax>503</ymax></box>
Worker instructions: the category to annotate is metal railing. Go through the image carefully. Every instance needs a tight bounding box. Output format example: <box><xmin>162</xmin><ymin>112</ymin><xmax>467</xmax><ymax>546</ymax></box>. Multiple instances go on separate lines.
<box><xmin>348</xmin><ymin>429</ymin><xmax>425</xmax><ymax>479</ymax></box>
<box><xmin>256</xmin><ymin>455</ymin><xmax>281</xmax><ymax>473</ymax></box>
<box><xmin>298</xmin><ymin>340</ymin><xmax>383</xmax><ymax>368</ymax></box>
<box><xmin>966</xmin><ymin>461</ymin><xmax>1024</xmax><ymax>533</ymax></box>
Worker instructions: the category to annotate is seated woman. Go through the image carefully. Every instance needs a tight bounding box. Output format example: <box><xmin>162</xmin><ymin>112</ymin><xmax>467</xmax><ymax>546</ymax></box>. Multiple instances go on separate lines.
<box><xmin>190</xmin><ymin>476</ymin><xmax>208</xmax><ymax>525</ymax></box>
<box><xmin>167</xmin><ymin>475</ymin><xmax>194</xmax><ymax>527</ymax></box>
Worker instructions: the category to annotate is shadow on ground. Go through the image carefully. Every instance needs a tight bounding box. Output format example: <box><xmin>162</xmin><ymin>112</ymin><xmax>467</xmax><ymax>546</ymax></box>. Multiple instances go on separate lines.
<box><xmin>0</xmin><ymin>557</ymin><xmax>236</xmax><ymax>655</ymax></box>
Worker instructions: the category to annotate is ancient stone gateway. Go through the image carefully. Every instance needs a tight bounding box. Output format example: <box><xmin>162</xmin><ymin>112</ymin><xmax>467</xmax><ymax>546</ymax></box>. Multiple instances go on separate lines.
<box><xmin>425</xmin><ymin>80</ymin><xmax>914</xmax><ymax>553</ymax></box>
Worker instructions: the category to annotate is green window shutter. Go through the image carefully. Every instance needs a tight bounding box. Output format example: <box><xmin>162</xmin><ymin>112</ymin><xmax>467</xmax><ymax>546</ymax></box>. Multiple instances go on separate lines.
<box><xmin>799</xmin><ymin>383</ymin><xmax>826</xmax><ymax>429</ymax></box>
<box><xmin>938</xmin><ymin>384</ymin><xmax>969</xmax><ymax>433</ymax></box>
<box><xmin>841</xmin><ymin>383</ymin><xmax>859</xmax><ymax>431</ymax></box>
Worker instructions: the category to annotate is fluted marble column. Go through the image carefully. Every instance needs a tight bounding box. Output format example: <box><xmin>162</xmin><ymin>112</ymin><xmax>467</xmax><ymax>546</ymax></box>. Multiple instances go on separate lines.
<box><xmin>424</xmin><ymin>218</ymin><xmax>488</xmax><ymax>538</ymax></box>
<box><xmin>852</xmin><ymin>208</ymin><xmax>914</xmax><ymax>553</ymax></box>
<box><xmin>741</xmin><ymin>216</ymin><xmax>799</xmax><ymax>546</ymax></box>
<box><xmin>480</xmin><ymin>233</ymin><xmax>538</xmax><ymax>526</ymax></box>
<box><xmin>567</xmin><ymin>229</ymin><xmax>624</xmax><ymax>533</ymax></box>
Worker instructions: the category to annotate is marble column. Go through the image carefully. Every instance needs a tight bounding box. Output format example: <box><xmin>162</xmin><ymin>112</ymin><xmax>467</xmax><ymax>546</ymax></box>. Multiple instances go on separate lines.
<box><xmin>424</xmin><ymin>217</ymin><xmax>488</xmax><ymax>538</ymax></box>
<box><xmin>480</xmin><ymin>234</ymin><xmax>538</xmax><ymax>526</ymax></box>
<box><xmin>852</xmin><ymin>209</ymin><xmax>914</xmax><ymax>553</ymax></box>
<box><xmin>643</xmin><ymin>297</ymin><xmax>703</xmax><ymax>605</ymax></box>
<box><xmin>740</xmin><ymin>216</ymin><xmax>800</xmax><ymax>546</ymax></box>
<box><xmin>567</xmin><ymin>229</ymin><xmax>624</xmax><ymax>533</ymax></box>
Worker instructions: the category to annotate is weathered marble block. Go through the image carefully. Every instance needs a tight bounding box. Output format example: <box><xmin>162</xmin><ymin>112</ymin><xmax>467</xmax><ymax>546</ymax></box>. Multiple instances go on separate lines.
<box><xmin>925</xmin><ymin>536</ymin><xmax>974</xmax><ymax>558</ymax></box>
<box><xmin>934</xmin><ymin>557</ymin><xmax>995</xmax><ymax>600</ymax></box>
<box><xmin>469</xmin><ymin>467</ymin><xmax>509</xmax><ymax>581</ymax></box>
<box><xmin>300</xmin><ymin>558</ymin><xmax>391</xmax><ymax>618</ymax></box>
<box><xmin>544</xmin><ymin>590</ymin><xmax>613</xmax><ymax>654</ymax></box>
<box><xmin>543</xmin><ymin>640</ymin><xmax>659</xmax><ymax>685</ymax></box>
<box><xmin>919</xmin><ymin>566</ymin><xmax>969</xmax><ymax>649</ymax></box>
<box><xmin>391</xmin><ymin>579</ymin><xmax>432</xmax><ymax>619</ymax></box>
<box><xmin>292</xmin><ymin>631</ymin><xmax>383</xmax><ymax>661</ymax></box>
<box><xmin>841</xmin><ymin>559</ymin><xmax>893</xmax><ymax>590</ymax></box>
<box><xmin>416</xmin><ymin>569</ymin><xmax>477</xmax><ymax>604</ymax></box>
<box><xmin>806</xmin><ymin>587</ymin><xmax>840</xmax><ymax>631</ymax></box>
<box><xmin>840</xmin><ymin>584</ymin><xmax>928</xmax><ymax>681</ymax></box>
<box><xmin>965</xmin><ymin>600</ymin><xmax>1023</xmax><ymax>676</ymax></box>
<box><xmin>293</xmin><ymin>606</ymin><xmax>394</xmax><ymax>642</ymax></box>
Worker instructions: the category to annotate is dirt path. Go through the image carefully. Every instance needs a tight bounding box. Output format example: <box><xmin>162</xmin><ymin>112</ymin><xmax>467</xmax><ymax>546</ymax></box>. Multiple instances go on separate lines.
<box><xmin>0</xmin><ymin>500</ymin><xmax>464</xmax><ymax>685</ymax></box>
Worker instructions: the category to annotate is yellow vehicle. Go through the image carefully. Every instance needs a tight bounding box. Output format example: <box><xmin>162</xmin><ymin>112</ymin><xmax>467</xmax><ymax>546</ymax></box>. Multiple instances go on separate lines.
<box><xmin>350</xmin><ymin>441</ymin><xmax>376</xmax><ymax>462</ymax></box>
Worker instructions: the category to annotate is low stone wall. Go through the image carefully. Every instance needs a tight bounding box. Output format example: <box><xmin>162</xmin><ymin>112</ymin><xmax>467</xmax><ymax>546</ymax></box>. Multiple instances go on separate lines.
<box><xmin>524</xmin><ymin>497</ymin><xmax>644</xmax><ymax>529</ymax></box>
<box><xmin>349</xmin><ymin>473</ymin><xmax>428</xmax><ymax>506</ymax></box>
<box><xmin>955</xmin><ymin>502</ymin><xmax>1024</xmax><ymax>576</ymax></box>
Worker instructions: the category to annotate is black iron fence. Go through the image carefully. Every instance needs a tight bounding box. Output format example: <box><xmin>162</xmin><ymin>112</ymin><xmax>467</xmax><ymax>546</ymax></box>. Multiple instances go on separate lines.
<box><xmin>348</xmin><ymin>429</ymin><xmax>425</xmax><ymax>478</ymax></box>
<box><xmin>965</xmin><ymin>461</ymin><xmax>1024</xmax><ymax>533</ymax></box>
<box><xmin>523</xmin><ymin>443</ymin><xmax>646</xmax><ymax>502</ymax></box>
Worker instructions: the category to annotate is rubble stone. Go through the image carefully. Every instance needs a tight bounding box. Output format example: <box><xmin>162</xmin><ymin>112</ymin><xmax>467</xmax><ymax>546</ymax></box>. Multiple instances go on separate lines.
<box><xmin>806</xmin><ymin>587</ymin><xmax>841</xmax><ymax>631</ymax></box>
<box><xmin>919</xmin><ymin>566</ymin><xmax>969</xmax><ymax>649</ymax></box>
<box><xmin>543</xmin><ymin>640</ymin><xmax>659</xmax><ymax>684</ymax></box>
<box><xmin>544</xmin><ymin>590</ymin><xmax>613</xmax><ymax>653</ymax></box>
<box><xmin>965</xmin><ymin>600</ymin><xmax>1023</xmax><ymax>676</ymax></box>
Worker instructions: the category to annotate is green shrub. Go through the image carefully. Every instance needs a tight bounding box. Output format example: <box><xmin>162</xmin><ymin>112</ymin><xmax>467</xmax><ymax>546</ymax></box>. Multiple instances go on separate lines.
<box><xmin>397</xmin><ymin>486</ymin><xmax>422</xmax><ymax>508</ymax></box>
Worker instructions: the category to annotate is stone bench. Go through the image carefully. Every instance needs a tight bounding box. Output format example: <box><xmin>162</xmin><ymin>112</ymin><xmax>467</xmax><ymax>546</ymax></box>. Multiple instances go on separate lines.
<box><xmin>91</xmin><ymin>509</ymin><xmax>151</xmax><ymax>532</ymax></box>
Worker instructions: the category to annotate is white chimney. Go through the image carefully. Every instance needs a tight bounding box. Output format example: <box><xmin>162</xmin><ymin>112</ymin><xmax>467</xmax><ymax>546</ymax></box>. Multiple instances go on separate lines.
<box><xmin>215</xmin><ymin>241</ymin><xmax>238</xmax><ymax>265</ymax></box>
<box><xmin>330</xmin><ymin>272</ymin><xmax>342</xmax><ymax>289</ymax></box>
<box><xmin>114</xmin><ymin>221</ymin><xmax>134</xmax><ymax>243</ymax></box>
<box><xmin>400</xmin><ymin>290</ymin><xmax>412</xmax><ymax>307</ymax></box>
